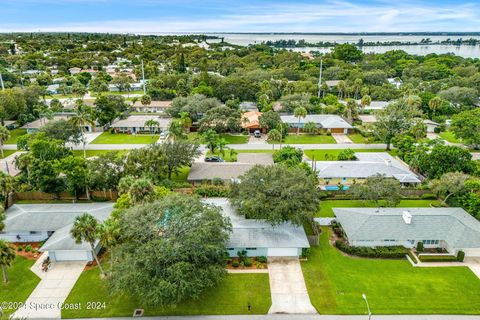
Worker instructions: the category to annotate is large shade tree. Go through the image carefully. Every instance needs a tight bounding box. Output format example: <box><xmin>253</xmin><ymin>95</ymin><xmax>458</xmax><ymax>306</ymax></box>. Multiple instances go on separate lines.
<box><xmin>110</xmin><ymin>194</ymin><xmax>231</xmax><ymax>306</ymax></box>
<box><xmin>0</xmin><ymin>240</ymin><xmax>16</xmax><ymax>283</ymax></box>
<box><xmin>230</xmin><ymin>165</ymin><xmax>320</xmax><ymax>226</ymax></box>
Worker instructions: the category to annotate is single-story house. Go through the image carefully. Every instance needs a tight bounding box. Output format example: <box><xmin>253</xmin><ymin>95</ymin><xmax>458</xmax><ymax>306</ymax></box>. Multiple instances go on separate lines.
<box><xmin>205</xmin><ymin>198</ymin><xmax>309</xmax><ymax>257</ymax></box>
<box><xmin>311</xmin><ymin>152</ymin><xmax>421</xmax><ymax>185</ymax></box>
<box><xmin>334</xmin><ymin>207</ymin><xmax>480</xmax><ymax>257</ymax></box>
<box><xmin>22</xmin><ymin>70</ymin><xmax>42</xmax><ymax>76</ymax></box>
<box><xmin>239</xmin><ymin>102</ymin><xmax>259</xmax><ymax>112</ymax></box>
<box><xmin>111</xmin><ymin>115</ymin><xmax>171</xmax><ymax>134</ymax></box>
<box><xmin>69</xmin><ymin>67</ymin><xmax>82</xmax><ymax>75</ymax></box>
<box><xmin>358</xmin><ymin>115</ymin><xmax>377</xmax><ymax>124</ymax></box>
<box><xmin>188</xmin><ymin>153</ymin><xmax>274</xmax><ymax>185</ymax></box>
<box><xmin>1</xmin><ymin>203</ymin><xmax>114</xmax><ymax>262</ymax></box>
<box><xmin>132</xmin><ymin>100</ymin><xmax>172</xmax><ymax>113</ymax></box>
<box><xmin>46</xmin><ymin>84</ymin><xmax>60</xmax><ymax>95</ymax></box>
<box><xmin>424</xmin><ymin>119</ymin><xmax>440</xmax><ymax>133</ymax></box>
<box><xmin>21</xmin><ymin>114</ymin><xmax>97</xmax><ymax>134</ymax></box>
<box><xmin>359</xmin><ymin>100</ymin><xmax>391</xmax><ymax>110</ymax></box>
<box><xmin>241</xmin><ymin>111</ymin><xmax>263</xmax><ymax>133</ymax></box>
<box><xmin>280</xmin><ymin>114</ymin><xmax>353</xmax><ymax>134</ymax></box>
<box><xmin>325</xmin><ymin>80</ymin><xmax>340</xmax><ymax>88</ymax></box>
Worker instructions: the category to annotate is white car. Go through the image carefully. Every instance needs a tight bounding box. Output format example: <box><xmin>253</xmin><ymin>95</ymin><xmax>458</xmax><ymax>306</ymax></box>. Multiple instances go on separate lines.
<box><xmin>159</xmin><ymin>132</ymin><xmax>167</xmax><ymax>140</ymax></box>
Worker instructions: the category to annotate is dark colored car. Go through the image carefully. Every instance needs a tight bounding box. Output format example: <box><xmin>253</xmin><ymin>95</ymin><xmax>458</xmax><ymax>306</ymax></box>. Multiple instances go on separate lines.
<box><xmin>204</xmin><ymin>156</ymin><xmax>224</xmax><ymax>162</ymax></box>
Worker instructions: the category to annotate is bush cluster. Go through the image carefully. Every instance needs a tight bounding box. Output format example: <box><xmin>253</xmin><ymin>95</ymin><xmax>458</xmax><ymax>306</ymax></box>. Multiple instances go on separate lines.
<box><xmin>418</xmin><ymin>255</ymin><xmax>458</xmax><ymax>262</ymax></box>
<box><xmin>335</xmin><ymin>240</ymin><xmax>408</xmax><ymax>259</ymax></box>
<box><xmin>407</xmin><ymin>251</ymin><xmax>418</xmax><ymax>264</ymax></box>
<box><xmin>194</xmin><ymin>185</ymin><xmax>231</xmax><ymax>197</ymax></box>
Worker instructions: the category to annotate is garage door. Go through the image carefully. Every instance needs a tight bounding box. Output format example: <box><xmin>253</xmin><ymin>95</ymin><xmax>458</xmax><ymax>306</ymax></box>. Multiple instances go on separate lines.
<box><xmin>52</xmin><ymin>250</ymin><xmax>89</xmax><ymax>261</ymax></box>
<box><xmin>463</xmin><ymin>248</ymin><xmax>480</xmax><ymax>257</ymax></box>
<box><xmin>331</xmin><ymin>128</ymin><xmax>345</xmax><ymax>134</ymax></box>
<box><xmin>267</xmin><ymin>248</ymin><xmax>298</xmax><ymax>257</ymax></box>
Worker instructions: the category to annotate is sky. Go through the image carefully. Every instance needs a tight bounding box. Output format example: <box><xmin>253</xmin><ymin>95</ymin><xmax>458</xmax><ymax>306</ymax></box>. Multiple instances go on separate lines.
<box><xmin>0</xmin><ymin>0</ymin><xmax>479</xmax><ymax>33</ymax></box>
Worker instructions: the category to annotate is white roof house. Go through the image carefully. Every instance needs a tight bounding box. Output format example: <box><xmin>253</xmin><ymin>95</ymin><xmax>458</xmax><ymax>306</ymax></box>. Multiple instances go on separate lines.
<box><xmin>311</xmin><ymin>152</ymin><xmax>420</xmax><ymax>184</ymax></box>
<box><xmin>111</xmin><ymin>115</ymin><xmax>171</xmax><ymax>133</ymax></box>
<box><xmin>2</xmin><ymin>203</ymin><xmax>114</xmax><ymax>262</ymax></box>
<box><xmin>280</xmin><ymin>115</ymin><xmax>353</xmax><ymax>133</ymax></box>
<box><xmin>360</xmin><ymin>100</ymin><xmax>391</xmax><ymax>110</ymax></box>
<box><xmin>334</xmin><ymin>207</ymin><xmax>480</xmax><ymax>257</ymax></box>
<box><xmin>204</xmin><ymin>198</ymin><xmax>309</xmax><ymax>257</ymax></box>
<box><xmin>132</xmin><ymin>100</ymin><xmax>172</xmax><ymax>113</ymax></box>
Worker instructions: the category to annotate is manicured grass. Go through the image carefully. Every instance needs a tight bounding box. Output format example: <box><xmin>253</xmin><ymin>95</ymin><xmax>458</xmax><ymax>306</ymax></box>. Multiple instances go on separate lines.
<box><xmin>62</xmin><ymin>268</ymin><xmax>271</xmax><ymax>318</ymax></box>
<box><xmin>304</xmin><ymin>149</ymin><xmax>385</xmax><ymax>160</ymax></box>
<box><xmin>5</xmin><ymin>128</ymin><xmax>27</xmax><ymax>144</ymax></box>
<box><xmin>0</xmin><ymin>256</ymin><xmax>41</xmax><ymax>316</ymax></box>
<box><xmin>0</xmin><ymin>149</ymin><xmax>17</xmax><ymax>158</ymax></box>
<box><xmin>72</xmin><ymin>150</ymin><xmax>129</xmax><ymax>157</ymax></box>
<box><xmin>302</xmin><ymin>228</ymin><xmax>480</xmax><ymax>314</ymax></box>
<box><xmin>317</xmin><ymin>199</ymin><xmax>441</xmax><ymax>217</ymax></box>
<box><xmin>281</xmin><ymin>134</ymin><xmax>336</xmax><ymax>144</ymax></box>
<box><xmin>347</xmin><ymin>133</ymin><xmax>378</xmax><ymax>144</ymax></box>
<box><xmin>439</xmin><ymin>131</ymin><xmax>462</xmax><ymax>143</ymax></box>
<box><xmin>91</xmin><ymin>132</ymin><xmax>158</xmax><ymax>144</ymax></box>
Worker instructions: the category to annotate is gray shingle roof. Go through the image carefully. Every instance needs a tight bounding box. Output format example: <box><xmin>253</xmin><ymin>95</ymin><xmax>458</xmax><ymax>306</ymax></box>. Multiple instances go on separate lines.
<box><xmin>334</xmin><ymin>207</ymin><xmax>480</xmax><ymax>249</ymax></box>
<box><xmin>236</xmin><ymin>153</ymin><xmax>274</xmax><ymax>165</ymax></box>
<box><xmin>40</xmin><ymin>224</ymin><xmax>99</xmax><ymax>251</ymax></box>
<box><xmin>204</xmin><ymin>198</ymin><xmax>309</xmax><ymax>249</ymax></box>
<box><xmin>312</xmin><ymin>152</ymin><xmax>420</xmax><ymax>183</ymax></box>
<box><xmin>5</xmin><ymin>203</ymin><xmax>114</xmax><ymax>232</ymax></box>
<box><xmin>280</xmin><ymin>115</ymin><xmax>352</xmax><ymax>129</ymax></box>
<box><xmin>111</xmin><ymin>115</ymin><xmax>171</xmax><ymax>129</ymax></box>
<box><xmin>188</xmin><ymin>162</ymin><xmax>257</xmax><ymax>181</ymax></box>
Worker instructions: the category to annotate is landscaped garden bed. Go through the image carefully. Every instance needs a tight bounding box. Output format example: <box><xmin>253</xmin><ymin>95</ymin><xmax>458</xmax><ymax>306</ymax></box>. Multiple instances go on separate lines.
<box><xmin>13</xmin><ymin>242</ymin><xmax>42</xmax><ymax>260</ymax></box>
<box><xmin>226</xmin><ymin>256</ymin><xmax>268</xmax><ymax>269</ymax></box>
<box><xmin>418</xmin><ymin>255</ymin><xmax>459</xmax><ymax>263</ymax></box>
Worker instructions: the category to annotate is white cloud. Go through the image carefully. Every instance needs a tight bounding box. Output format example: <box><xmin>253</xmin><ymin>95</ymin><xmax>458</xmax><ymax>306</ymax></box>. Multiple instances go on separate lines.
<box><xmin>0</xmin><ymin>0</ymin><xmax>478</xmax><ymax>33</ymax></box>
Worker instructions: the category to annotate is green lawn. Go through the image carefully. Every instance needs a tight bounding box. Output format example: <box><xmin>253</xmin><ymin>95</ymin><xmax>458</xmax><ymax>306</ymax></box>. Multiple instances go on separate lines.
<box><xmin>439</xmin><ymin>131</ymin><xmax>462</xmax><ymax>143</ymax></box>
<box><xmin>302</xmin><ymin>228</ymin><xmax>480</xmax><ymax>314</ymax></box>
<box><xmin>0</xmin><ymin>256</ymin><xmax>41</xmax><ymax>316</ymax></box>
<box><xmin>0</xmin><ymin>149</ymin><xmax>17</xmax><ymax>158</ymax></box>
<box><xmin>281</xmin><ymin>134</ymin><xmax>336</xmax><ymax>144</ymax></box>
<box><xmin>5</xmin><ymin>128</ymin><xmax>27</xmax><ymax>144</ymax></box>
<box><xmin>304</xmin><ymin>149</ymin><xmax>385</xmax><ymax>161</ymax></box>
<box><xmin>62</xmin><ymin>268</ymin><xmax>271</xmax><ymax>318</ymax></box>
<box><xmin>317</xmin><ymin>199</ymin><xmax>441</xmax><ymax>217</ymax></box>
<box><xmin>347</xmin><ymin>133</ymin><xmax>377</xmax><ymax>144</ymax></box>
<box><xmin>91</xmin><ymin>132</ymin><xmax>158</xmax><ymax>144</ymax></box>
<box><xmin>72</xmin><ymin>150</ymin><xmax>129</xmax><ymax>157</ymax></box>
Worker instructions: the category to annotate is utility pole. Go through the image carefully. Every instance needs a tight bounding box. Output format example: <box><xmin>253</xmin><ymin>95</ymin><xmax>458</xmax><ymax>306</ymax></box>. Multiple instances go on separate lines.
<box><xmin>317</xmin><ymin>59</ymin><xmax>323</xmax><ymax>99</ymax></box>
<box><xmin>0</xmin><ymin>70</ymin><xmax>4</xmax><ymax>90</ymax></box>
<box><xmin>141</xmin><ymin>60</ymin><xmax>146</xmax><ymax>95</ymax></box>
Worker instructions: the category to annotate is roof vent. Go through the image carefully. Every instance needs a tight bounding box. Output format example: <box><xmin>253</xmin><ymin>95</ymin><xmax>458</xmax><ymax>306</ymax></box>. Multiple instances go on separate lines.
<box><xmin>402</xmin><ymin>211</ymin><xmax>412</xmax><ymax>224</ymax></box>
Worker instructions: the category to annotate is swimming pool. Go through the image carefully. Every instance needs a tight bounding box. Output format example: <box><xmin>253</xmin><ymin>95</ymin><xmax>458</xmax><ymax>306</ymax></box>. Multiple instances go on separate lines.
<box><xmin>324</xmin><ymin>185</ymin><xmax>350</xmax><ymax>191</ymax></box>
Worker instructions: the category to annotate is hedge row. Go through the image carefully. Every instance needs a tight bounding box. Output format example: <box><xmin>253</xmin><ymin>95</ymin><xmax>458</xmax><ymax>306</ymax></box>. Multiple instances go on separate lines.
<box><xmin>335</xmin><ymin>240</ymin><xmax>408</xmax><ymax>259</ymax></box>
<box><xmin>418</xmin><ymin>255</ymin><xmax>458</xmax><ymax>262</ymax></box>
<box><xmin>194</xmin><ymin>185</ymin><xmax>231</xmax><ymax>197</ymax></box>
<box><xmin>407</xmin><ymin>251</ymin><xmax>418</xmax><ymax>264</ymax></box>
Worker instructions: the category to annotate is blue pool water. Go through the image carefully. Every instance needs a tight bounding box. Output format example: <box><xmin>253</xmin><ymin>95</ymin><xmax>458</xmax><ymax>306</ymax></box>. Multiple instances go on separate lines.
<box><xmin>324</xmin><ymin>186</ymin><xmax>350</xmax><ymax>191</ymax></box>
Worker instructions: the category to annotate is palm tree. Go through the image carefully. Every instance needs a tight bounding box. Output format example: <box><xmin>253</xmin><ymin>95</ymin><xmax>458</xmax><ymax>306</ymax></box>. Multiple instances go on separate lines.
<box><xmin>428</xmin><ymin>97</ymin><xmax>443</xmax><ymax>116</ymax></box>
<box><xmin>179</xmin><ymin>112</ymin><xmax>192</xmax><ymax>133</ymax></box>
<box><xmin>353</xmin><ymin>78</ymin><xmax>363</xmax><ymax>99</ymax></box>
<box><xmin>320</xmin><ymin>82</ymin><xmax>328</xmax><ymax>98</ymax></box>
<box><xmin>336</xmin><ymin>80</ymin><xmax>346</xmax><ymax>100</ymax></box>
<box><xmin>217</xmin><ymin>138</ymin><xmax>228</xmax><ymax>157</ymax></box>
<box><xmin>293</xmin><ymin>106</ymin><xmax>307</xmax><ymax>135</ymax></box>
<box><xmin>99</xmin><ymin>218</ymin><xmax>121</xmax><ymax>275</ymax></box>
<box><xmin>360</xmin><ymin>95</ymin><xmax>372</xmax><ymax>109</ymax></box>
<box><xmin>0</xmin><ymin>126</ymin><xmax>10</xmax><ymax>158</ymax></box>
<box><xmin>168</xmin><ymin>120</ymin><xmax>185</xmax><ymax>140</ymax></box>
<box><xmin>267</xmin><ymin>129</ymin><xmax>282</xmax><ymax>150</ymax></box>
<box><xmin>71</xmin><ymin>213</ymin><xmax>105</xmax><ymax>277</ymax></box>
<box><xmin>344</xmin><ymin>99</ymin><xmax>358</xmax><ymax>124</ymax></box>
<box><xmin>140</xmin><ymin>94</ymin><xmax>152</xmax><ymax>107</ymax></box>
<box><xmin>304</xmin><ymin>122</ymin><xmax>318</xmax><ymax>135</ymax></box>
<box><xmin>0</xmin><ymin>207</ymin><xmax>5</xmax><ymax>232</ymax></box>
<box><xmin>69</xmin><ymin>104</ymin><xmax>95</xmax><ymax>158</ymax></box>
<box><xmin>0</xmin><ymin>240</ymin><xmax>15</xmax><ymax>283</ymax></box>
<box><xmin>144</xmin><ymin>119</ymin><xmax>159</xmax><ymax>136</ymax></box>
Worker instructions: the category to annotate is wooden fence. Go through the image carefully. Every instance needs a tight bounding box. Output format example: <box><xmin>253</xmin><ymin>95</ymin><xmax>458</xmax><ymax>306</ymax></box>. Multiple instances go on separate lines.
<box><xmin>9</xmin><ymin>190</ymin><xmax>118</xmax><ymax>206</ymax></box>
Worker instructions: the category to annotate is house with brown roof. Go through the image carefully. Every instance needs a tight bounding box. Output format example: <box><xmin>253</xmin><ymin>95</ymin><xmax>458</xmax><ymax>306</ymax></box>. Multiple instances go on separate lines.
<box><xmin>241</xmin><ymin>111</ymin><xmax>263</xmax><ymax>133</ymax></box>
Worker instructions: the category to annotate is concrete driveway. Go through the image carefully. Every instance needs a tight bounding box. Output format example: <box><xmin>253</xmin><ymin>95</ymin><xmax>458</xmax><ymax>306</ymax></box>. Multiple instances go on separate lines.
<box><xmin>268</xmin><ymin>257</ymin><xmax>317</xmax><ymax>314</ymax></box>
<box><xmin>13</xmin><ymin>255</ymin><xmax>86</xmax><ymax>319</ymax></box>
<box><xmin>332</xmin><ymin>134</ymin><xmax>353</xmax><ymax>144</ymax></box>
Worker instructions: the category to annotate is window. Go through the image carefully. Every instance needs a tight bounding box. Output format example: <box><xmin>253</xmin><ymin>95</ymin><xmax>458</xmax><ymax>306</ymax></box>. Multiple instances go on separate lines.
<box><xmin>227</xmin><ymin>248</ymin><xmax>234</xmax><ymax>251</ymax></box>
<box><xmin>29</xmin><ymin>231</ymin><xmax>41</xmax><ymax>235</ymax></box>
<box><xmin>246</xmin><ymin>248</ymin><xmax>257</xmax><ymax>250</ymax></box>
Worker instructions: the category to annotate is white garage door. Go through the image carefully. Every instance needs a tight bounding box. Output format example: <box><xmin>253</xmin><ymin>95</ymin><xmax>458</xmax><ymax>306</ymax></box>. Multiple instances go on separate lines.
<box><xmin>267</xmin><ymin>248</ymin><xmax>298</xmax><ymax>257</ymax></box>
<box><xmin>53</xmin><ymin>250</ymin><xmax>89</xmax><ymax>261</ymax></box>
<box><xmin>463</xmin><ymin>248</ymin><xmax>480</xmax><ymax>257</ymax></box>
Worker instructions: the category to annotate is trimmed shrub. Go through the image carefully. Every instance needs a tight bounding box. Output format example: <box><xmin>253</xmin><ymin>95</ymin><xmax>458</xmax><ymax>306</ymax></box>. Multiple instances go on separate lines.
<box><xmin>231</xmin><ymin>260</ymin><xmax>240</xmax><ymax>268</ymax></box>
<box><xmin>17</xmin><ymin>246</ymin><xmax>23</xmax><ymax>252</ymax></box>
<box><xmin>194</xmin><ymin>185</ymin><xmax>231</xmax><ymax>197</ymax></box>
<box><xmin>420</xmin><ymin>193</ymin><xmax>437</xmax><ymax>200</ymax></box>
<box><xmin>457</xmin><ymin>251</ymin><xmax>465</xmax><ymax>262</ymax></box>
<box><xmin>407</xmin><ymin>251</ymin><xmax>418</xmax><ymax>264</ymax></box>
<box><xmin>416</xmin><ymin>241</ymin><xmax>424</xmax><ymax>253</ymax></box>
<box><xmin>335</xmin><ymin>240</ymin><xmax>408</xmax><ymax>259</ymax></box>
<box><xmin>301</xmin><ymin>248</ymin><xmax>311</xmax><ymax>258</ymax></box>
<box><xmin>244</xmin><ymin>258</ymin><xmax>253</xmax><ymax>267</ymax></box>
<box><xmin>419</xmin><ymin>255</ymin><xmax>458</xmax><ymax>262</ymax></box>
<box><xmin>25</xmin><ymin>245</ymin><xmax>32</xmax><ymax>252</ymax></box>
<box><xmin>257</xmin><ymin>256</ymin><xmax>267</xmax><ymax>263</ymax></box>
<box><xmin>237</xmin><ymin>250</ymin><xmax>247</xmax><ymax>262</ymax></box>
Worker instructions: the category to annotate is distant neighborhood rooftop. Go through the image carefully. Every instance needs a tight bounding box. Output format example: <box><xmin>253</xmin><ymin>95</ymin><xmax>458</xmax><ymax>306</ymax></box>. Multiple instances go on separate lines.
<box><xmin>111</xmin><ymin>115</ymin><xmax>171</xmax><ymax>128</ymax></box>
<box><xmin>280</xmin><ymin>114</ymin><xmax>352</xmax><ymax>129</ymax></box>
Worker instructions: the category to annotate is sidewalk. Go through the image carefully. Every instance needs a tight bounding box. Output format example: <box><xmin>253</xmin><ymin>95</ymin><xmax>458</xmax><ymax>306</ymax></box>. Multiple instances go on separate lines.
<box><xmin>0</xmin><ymin>151</ymin><xmax>25</xmax><ymax>176</ymax></box>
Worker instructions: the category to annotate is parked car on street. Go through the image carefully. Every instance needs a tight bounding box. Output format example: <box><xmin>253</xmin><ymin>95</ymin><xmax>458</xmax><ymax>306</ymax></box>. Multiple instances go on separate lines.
<box><xmin>205</xmin><ymin>156</ymin><xmax>224</xmax><ymax>162</ymax></box>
